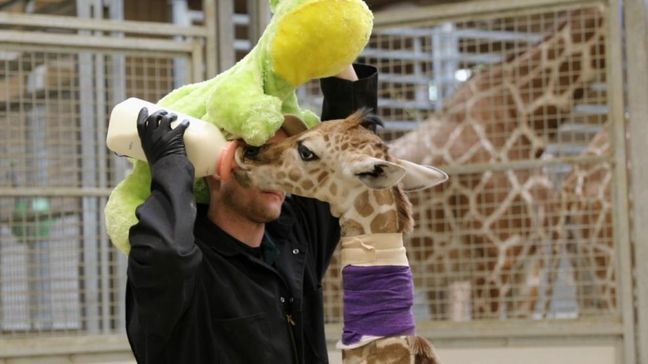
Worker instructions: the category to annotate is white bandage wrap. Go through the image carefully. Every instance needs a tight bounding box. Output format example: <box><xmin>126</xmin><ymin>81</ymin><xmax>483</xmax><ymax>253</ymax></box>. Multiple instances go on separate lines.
<box><xmin>340</xmin><ymin>233</ymin><xmax>409</xmax><ymax>268</ymax></box>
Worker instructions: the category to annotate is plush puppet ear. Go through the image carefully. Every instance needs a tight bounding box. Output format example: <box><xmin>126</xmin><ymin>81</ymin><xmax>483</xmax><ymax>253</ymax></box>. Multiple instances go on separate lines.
<box><xmin>396</xmin><ymin>159</ymin><xmax>448</xmax><ymax>192</ymax></box>
<box><xmin>347</xmin><ymin>156</ymin><xmax>407</xmax><ymax>189</ymax></box>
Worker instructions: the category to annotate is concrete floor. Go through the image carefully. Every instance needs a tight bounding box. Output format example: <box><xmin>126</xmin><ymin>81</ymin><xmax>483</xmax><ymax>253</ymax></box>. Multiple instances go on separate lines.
<box><xmin>2</xmin><ymin>346</ymin><xmax>617</xmax><ymax>364</ymax></box>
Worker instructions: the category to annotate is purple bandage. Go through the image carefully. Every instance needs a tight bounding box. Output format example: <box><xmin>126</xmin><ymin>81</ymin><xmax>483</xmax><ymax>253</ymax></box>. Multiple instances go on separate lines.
<box><xmin>341</xmin><ymin>265</ymin><xmax>415</xmax><ymax>345</ymax></box>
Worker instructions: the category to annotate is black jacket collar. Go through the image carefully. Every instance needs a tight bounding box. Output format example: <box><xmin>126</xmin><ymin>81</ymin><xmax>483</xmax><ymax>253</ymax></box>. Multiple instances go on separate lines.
<box><xmin>195</xmin><ymin>203</ymin><xmax>296</xmax><ymax>257</ymax></box>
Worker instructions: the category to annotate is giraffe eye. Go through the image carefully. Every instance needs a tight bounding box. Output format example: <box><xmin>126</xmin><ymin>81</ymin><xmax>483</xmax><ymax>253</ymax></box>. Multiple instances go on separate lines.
<box><xmin>297</xmin><ymin>142</ymin><xmax>318</xmax><ymax>161</ymax></box>
<box><xmin>244</xmin><ymin>146</ymin><xmax>261</xmax><ymax>159</ymax></box>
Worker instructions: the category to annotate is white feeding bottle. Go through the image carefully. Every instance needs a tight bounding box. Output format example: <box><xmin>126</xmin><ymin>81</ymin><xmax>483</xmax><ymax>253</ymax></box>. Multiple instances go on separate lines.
<box><xmin>107</xmin><ymin>97</ymin><xmax>234</xmax><ymax>178</ymax></box>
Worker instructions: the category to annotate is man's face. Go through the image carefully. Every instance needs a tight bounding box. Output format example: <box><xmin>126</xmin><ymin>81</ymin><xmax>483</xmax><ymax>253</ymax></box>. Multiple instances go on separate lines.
<box><xmin>210</xmin><ymin>129</ymin><xmax>289</xmax><ymax>223</ymax></box>
<box><xmin>217</xmin><ymin>179</ymin><xmax>285</xmax><ymax>223</ymax></box>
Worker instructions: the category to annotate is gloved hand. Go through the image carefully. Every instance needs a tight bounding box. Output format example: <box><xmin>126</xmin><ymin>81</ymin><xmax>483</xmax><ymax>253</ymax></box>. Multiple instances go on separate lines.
<box><xmin>136</xmin><ymin>108</ymin><xmax>190</xmax><ymax>165</ymax></box>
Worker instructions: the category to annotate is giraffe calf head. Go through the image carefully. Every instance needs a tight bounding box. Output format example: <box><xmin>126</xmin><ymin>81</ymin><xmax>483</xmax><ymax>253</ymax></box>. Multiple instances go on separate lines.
<box><xmin>234</xmin><ymin>112</ymin><xmax>448</xmax><ymax>211</ymax></box>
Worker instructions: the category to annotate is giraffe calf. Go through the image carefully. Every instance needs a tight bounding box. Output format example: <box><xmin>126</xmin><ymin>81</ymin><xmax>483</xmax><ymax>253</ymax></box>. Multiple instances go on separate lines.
<box><xmin>235</xmin><ymin>111</ymin><xmax>448</xmax><ymax>363</ymax></box>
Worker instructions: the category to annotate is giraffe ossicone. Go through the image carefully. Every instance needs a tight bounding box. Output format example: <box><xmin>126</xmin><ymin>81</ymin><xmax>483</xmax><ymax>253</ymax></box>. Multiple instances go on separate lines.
<box><xmin>235</xmin><ymin>111</ymin><xmax>446</xmax><ymax>363</ymax></box>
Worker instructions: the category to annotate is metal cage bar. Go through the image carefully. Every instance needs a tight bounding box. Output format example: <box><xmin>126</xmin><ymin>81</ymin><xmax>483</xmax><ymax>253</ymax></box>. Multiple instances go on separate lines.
<box><xmin>0</xmin><ymin>12</ymin><xmax>207</xmax><ymax>37</ymax></box>
<box><xmin>604</xmin><ymin>0</ymin><xmax>636</xmax><ymax>362</ymax></box>
<box><xmin>624</xmin><ymin>0</ymin><xmax>648</xmax><ymax>361</ymax></box>
<box><xmin>373</xmin><ymin>0</ymin><xmax>608</xmax><ymax>28</ymax></box>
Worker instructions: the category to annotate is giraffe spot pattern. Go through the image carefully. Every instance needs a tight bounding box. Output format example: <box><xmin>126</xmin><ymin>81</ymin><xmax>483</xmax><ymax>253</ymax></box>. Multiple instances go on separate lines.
<box><xmin>329</xmin><ymin>183</ymin><xmax>338</xmax><ymax>196</ymax></box>
<box><xmin>317</xmin><ymin>171</ymin><xmax>328</xmax><ymax>183</ymax></box>
<box><xmin>301</xmin><ymin>179</ymin><xmax>314</xmax><ymax>191</ymax></box>
<box><xmin>342</xmin><ymin>219</ymin><xmax>366</xmax><ymax>236</ymax></box>
<box><xmin>354</xmin><ymin>191</ymin><xmax>374</xmax><ymax>217</ymax></box>
<box><xmin>374</xmin><ymin>190</ymin><xmax>393</xmax><ymax>206</ymax></box>
<box><xmin>371</xmin><ymin>211</ymin><xmax>398</xmax><ymax>232</ymax></box>
<box><xmin>288</xmin><ymin>168</ymin><xmax>301</xmax><ymax>182</ymax></box>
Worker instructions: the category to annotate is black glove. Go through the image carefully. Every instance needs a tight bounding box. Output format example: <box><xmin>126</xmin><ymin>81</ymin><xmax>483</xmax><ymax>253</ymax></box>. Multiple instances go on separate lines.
<box><xmin>136</xmin><ymin>108</ymin><xmax>190</xmax><ymax>165</ymax></box>
<box><xmin>320</xmin><ymin>64</ymin><xmax>377</xmax><ymax>121</ymax></box>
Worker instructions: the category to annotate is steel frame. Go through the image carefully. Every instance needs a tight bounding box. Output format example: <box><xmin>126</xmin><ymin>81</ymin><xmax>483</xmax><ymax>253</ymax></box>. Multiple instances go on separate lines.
<box><xmin>624</xmin><ymin>0</ymin><xmax>648</xmax><ymax>361</ymax></box>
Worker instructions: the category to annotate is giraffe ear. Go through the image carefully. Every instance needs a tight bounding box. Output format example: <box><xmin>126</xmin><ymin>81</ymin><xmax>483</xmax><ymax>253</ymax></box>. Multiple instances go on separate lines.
<box><xmin>348</xmin><ymin>157</ymin><xmax>407</xmax><ymax>189</ymax></box>
<box><xmin>396</xmin><ymin>159</ymin><xmax>448</xmax><ymax>191</ymax></box>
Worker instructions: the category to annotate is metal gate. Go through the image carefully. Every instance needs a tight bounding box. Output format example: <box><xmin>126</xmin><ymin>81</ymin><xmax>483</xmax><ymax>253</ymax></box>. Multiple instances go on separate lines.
<box><xmin>0</xmin><ymin>4</ymin><xmax>209</xmax><ymax>360</ymax></box>
<box><xmin>0</xmin><ymin>1</ymin><xmax>273</xmax><ymax>359</ymax></box>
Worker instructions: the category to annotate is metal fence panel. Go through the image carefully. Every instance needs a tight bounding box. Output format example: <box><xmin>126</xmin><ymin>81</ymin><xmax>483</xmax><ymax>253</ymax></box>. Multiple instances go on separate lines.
<box><xmin>0</xmin><ymin>0</ymin><xmax>260</xmax><ymax>346</ymax></box>
<box><xmin>296</xmin><ymin>0</ymin><xmax>627</xmax><ymax>335</ymax></box>
<box><xmin>0</xmin><ymin>22</ymin><xmax>201</xmax><ymax>339</ymax></box>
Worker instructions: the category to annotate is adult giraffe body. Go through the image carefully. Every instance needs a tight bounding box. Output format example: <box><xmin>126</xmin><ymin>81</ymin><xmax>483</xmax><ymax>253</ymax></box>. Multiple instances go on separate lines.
<box><xmin>387</xmin><ymin>7</ymin><xmax>607</xmax><ymax>319</ymax></box>
<box><xmin>235</xmin><ymin>112</ymin><xmax>446</xmax><ymax>363</ymax></box>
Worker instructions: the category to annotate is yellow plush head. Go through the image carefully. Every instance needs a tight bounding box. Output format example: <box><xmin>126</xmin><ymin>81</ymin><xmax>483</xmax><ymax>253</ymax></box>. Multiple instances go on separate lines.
<box><xmin>271</xmin><ymin>0</ymin><xmax>373</xmax><ymax>86</ymax></box>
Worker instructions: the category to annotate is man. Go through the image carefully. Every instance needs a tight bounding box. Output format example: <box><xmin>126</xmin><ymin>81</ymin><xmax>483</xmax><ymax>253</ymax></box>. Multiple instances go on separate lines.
<box><xmin>126</xmin><ymin>64</ymin><xmax>377</xmax><ymax>363</ymax></box>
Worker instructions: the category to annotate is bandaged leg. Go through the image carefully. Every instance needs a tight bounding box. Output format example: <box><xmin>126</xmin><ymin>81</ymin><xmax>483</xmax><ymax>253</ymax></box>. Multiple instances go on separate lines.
<box><xmin>337</xmin><ymin>234</ymin><xmax>442</xmax><ymax>363</ymax></box>
<box><xmin>338</xmin><ymin>234</ymin><xmax>413</xmax><ymax>349</ymax></box>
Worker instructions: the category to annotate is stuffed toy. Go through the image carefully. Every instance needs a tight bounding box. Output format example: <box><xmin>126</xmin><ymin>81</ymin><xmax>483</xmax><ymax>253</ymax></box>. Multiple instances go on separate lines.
<box><xmin>105</xmin><ymin>0</ymin><xmax>373</xmax><ymax>255</ymax></box>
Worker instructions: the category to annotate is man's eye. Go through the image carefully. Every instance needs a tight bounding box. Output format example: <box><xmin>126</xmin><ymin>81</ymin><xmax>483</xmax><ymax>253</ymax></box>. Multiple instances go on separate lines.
<box><xmin>298</xmin><ymin>143</ymin><xmax>318</xmax><ymax>161</ymax></box>
<box><xmin>244</xmin><ymin>146</ymin><xmax>261</xmax><ymax>158</ymax></box>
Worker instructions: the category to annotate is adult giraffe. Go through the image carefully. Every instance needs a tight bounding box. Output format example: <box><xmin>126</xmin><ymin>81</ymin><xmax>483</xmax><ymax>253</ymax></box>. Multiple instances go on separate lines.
<box><xmin>386</xmin><ymin>6</ymin><xmax>607</xmax><ymax>319</ymax></box>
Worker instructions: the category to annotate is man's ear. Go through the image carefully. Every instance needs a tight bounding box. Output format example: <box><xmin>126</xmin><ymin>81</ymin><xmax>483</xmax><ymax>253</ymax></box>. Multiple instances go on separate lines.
<box><xmin>347</xmin><ymin>156</ymin><xmax>407</xmax><ymax>189</ymax></box>
<box><xmin>396</xmin><ymin>159</ymin><xmax>448</xmax><ymax>192</ymax></box>
<box><xmin>216</xmin><ymin>141</ymin><xmax>238</xmax><ymax>182</ymax></box>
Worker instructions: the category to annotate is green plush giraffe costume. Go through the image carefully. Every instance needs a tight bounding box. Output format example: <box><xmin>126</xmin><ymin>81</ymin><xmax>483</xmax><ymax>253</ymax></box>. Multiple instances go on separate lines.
<box><xmin>105</xmin><ymin>0</ymin><xmax>373</xmax><ymax>255</ymax></box>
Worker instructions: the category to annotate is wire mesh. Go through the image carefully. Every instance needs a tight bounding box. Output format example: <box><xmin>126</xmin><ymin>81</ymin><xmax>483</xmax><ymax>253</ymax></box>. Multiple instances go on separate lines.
<box><xmin>2</xmin><ymin>196</ymin><xmax>96</xmax><ymax>333</ymax></box>
<box><xmin>0</xmin><ymin>46</ymin><xmax>189</xmax><ymax>337</ymax></box>
<box><xmin>0</xmin><ymin>2</ymin><xmax>256</xmax><ymax>341</ymax></box>
<box><xmin>0</xmin><ymin>0</ymin><xmax>619</xmax><ymax>341</ymax></box>
<box><xmin>306</xmin><ymin>5</ymin><xmax>615</xmax><ymax>323</ymax></box>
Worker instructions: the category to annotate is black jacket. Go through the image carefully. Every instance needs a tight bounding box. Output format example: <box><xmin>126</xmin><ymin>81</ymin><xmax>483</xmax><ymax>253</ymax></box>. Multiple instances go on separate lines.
<box><xmin>126</xmin><ymin>65</ymin><xmax>378</xmax><ymax>364</ymax></box>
